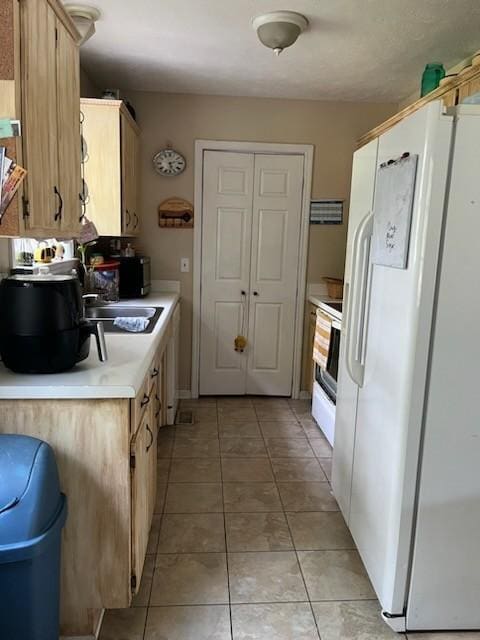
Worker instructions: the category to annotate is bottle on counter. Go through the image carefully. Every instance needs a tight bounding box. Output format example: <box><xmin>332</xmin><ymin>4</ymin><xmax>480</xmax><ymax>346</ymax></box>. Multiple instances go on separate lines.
<box><xmin>124</xmin><ymin>243</ymin><xmax>135</xmax><ymax>258</ymax></box>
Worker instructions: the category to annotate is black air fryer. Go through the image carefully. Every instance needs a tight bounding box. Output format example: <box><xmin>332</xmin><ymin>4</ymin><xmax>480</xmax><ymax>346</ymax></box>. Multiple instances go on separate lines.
<box><xmin>0</xmin><ymin>274</ymin><xmax>107</xmax><ymax>374</ymax></box>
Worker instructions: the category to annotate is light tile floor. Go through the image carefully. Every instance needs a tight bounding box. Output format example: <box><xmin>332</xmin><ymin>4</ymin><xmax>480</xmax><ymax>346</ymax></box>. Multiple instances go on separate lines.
<box><xmin>99</xmin><ymin>397</ymin><xmax>480</xmax><ymax>640</ymax></box>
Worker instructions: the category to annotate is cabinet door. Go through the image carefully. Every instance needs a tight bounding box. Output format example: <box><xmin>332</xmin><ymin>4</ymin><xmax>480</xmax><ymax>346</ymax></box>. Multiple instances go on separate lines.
<box><xmin>152</xmin><ymin>360</ymin><xmax>163</xmax><ymax>433</ymax></box>
<box><xmin>130</xmin><ymin>412</ymin><xmax>151</xmax><ymax>593</ymax></box>
<box><xmin>458</xmin><ymin>76</ymin><xmax>480</xmax><ymax>103</ymax></box>
<box><xmin>56</xmin><ymin>17</ymin><xmax>81</xmax><ymax>237</ymax></box>
<box><xmin>130</xmin><ymin>129</ymin><xmax>140</xmax><ymax>236</ymax></box>
<box><xmin>121</xmin><ymin>113</ymin><xmax>136</xmax><ymax>234</ymax></box>
<box><xmin>307</xmin><ymin>303</ymin><xmax>317</xmax><ymax>394</ymax></box>
<box><xmin>147</xmin><ymin>401</ymin><xmax>157</xmax><ymax>526</ymax></box>
<box><xmin>441</xmin><ymin>87</ymin><xmax>457</xmax><ymax>108</ymax></box>
<box><xmin>20</xmin><ymin>0</ymin><xmax>60</xmax><ymax>234</ymax></box>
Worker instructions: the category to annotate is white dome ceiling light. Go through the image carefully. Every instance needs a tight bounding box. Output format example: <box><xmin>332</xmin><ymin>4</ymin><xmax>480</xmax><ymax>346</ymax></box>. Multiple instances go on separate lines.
<box><xmin>64</xmin><ymin>4</ymin><xmax>101</xmax><ymax>45</ymax></box>
<box><xmin>252</xmin><ymin>11</ymin><xmax>309</xmax><ymax>56</ymax></box>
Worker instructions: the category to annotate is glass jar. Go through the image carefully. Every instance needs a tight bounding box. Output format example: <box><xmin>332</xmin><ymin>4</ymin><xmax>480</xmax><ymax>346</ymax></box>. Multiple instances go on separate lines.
<box><xmin>89</xmin><ymin>260</ymin><xmax>120</xmax><ymax>302</ymax></box>
<box><xmin>421</xmin><ymin>63</ymin><xmax>445</xmax><ymax>97</ymax></box>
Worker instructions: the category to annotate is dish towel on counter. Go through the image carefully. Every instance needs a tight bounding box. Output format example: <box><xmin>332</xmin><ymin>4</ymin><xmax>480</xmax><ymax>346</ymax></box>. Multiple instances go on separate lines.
<box><xmin>113</xmin><ymin>317</ymin><xmax>150</xmax><ymax>332</ymax></box>
<box><xmin>313</xmin><ymin>310</ymin><xmax>332</xmax><ymax>369</ymax></box>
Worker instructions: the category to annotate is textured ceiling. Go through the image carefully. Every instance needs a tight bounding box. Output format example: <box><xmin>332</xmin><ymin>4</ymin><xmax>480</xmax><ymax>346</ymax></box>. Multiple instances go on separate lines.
<box><xmin>78</xmin><ymin>0</ymin><xmax>480</xmax><ymax>102</ymax></box>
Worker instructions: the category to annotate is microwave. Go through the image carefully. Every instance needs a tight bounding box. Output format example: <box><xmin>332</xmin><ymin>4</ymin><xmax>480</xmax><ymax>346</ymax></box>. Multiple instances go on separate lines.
<box><xmin>119</xmin><ymin>256</ymin><xmax>151</xmax><ymax>298</ymax></box>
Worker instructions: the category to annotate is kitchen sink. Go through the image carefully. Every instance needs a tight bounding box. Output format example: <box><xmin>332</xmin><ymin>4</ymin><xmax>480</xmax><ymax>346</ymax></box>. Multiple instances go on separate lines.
<box><xmin>85</xmin><ymin>306</ymin><xmax>163</xmax><ymax>333</ymax></box>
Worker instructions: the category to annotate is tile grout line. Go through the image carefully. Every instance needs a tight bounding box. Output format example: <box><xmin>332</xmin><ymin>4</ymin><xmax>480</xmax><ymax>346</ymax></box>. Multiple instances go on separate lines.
<box><xmin>217</xmin><ymin>406</ymin><xmax>234</xmax><ymax>640</ymax></box>
<box><xmin>275</xmin><ymin>458</ymin><xmax>323</xmax><ymax>640</ymax></box>
<box><xmin>145</xmin><ymin>422</ymin><xmax>177</xmax><ymax>633</ymax></box>
<box><xmin>256</xmin><ymin>400</ymin><xmax>322</xmax><ymax>639</ymax></box>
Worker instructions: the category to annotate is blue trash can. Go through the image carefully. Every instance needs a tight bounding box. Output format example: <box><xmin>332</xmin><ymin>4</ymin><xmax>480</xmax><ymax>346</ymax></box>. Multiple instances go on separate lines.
<box><xmin>0</xmin><ymin>434</ymin><xmax>67</xmax><ymax>640</ymax></box>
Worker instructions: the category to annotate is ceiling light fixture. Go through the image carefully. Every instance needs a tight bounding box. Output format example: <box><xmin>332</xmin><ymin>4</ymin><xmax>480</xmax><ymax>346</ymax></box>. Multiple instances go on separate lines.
<box><xmin>64</xmin><ymin>4</ymin><xmax>101</xmax><ymax>45</ymax></box>
<box><xmin>252</xmin><ymin>11</ymin><xmax>308</xmax><ymax>56</ymax></box>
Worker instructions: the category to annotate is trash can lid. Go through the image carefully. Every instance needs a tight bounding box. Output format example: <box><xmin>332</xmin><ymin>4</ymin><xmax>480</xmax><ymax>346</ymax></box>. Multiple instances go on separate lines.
<box><xmin>0</xmin><ymin>435</ymin><xmax>62</xmax><ymax>545</ymax></box>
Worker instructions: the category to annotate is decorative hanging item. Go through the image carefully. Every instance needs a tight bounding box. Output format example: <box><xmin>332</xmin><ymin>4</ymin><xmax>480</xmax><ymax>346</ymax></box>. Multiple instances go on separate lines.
<box><xmin>158</xmin><ymin>197</ymin><xmax>194</xmax><ymax>228</ymax></box>
<box><xmin>234</xmin><ymin>290</ymin><xmax>248</xmax><ymax>352</ymax></box>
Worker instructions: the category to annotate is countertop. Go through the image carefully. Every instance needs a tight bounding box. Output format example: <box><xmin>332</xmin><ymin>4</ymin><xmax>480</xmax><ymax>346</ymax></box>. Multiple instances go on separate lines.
<box><xmin>308</xmin><ymin>294</ymin><xmax>342</xmax><ymax>308</ymax></box>
<box><xmin>0</xmin><ymin>293</ymin><xmax>179</xmax><ymax>400</ymax></box>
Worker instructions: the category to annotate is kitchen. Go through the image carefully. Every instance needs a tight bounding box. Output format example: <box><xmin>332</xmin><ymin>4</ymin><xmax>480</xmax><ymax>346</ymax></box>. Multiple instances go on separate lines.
<box><xmin>1</xmin><ymin>1</ymin><xmax>480</xmax><ymax>640</ymax></box>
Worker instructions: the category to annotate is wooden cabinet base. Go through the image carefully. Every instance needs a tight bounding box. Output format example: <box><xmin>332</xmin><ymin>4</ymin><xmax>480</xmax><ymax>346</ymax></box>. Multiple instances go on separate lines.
<box><xmin>0</xmin><ymin>399</ymin><xmax>131</xmax><ymax>637</ymax></box>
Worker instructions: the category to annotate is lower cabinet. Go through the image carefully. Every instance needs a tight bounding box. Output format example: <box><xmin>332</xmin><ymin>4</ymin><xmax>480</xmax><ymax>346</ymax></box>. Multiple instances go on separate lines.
<box><xmin>130</xmin><ymin>409</ymin><xmax>152</xmax><ymax>593</ymax></box>
<box><xmin>0</xmin><ymin>302</ymin><xmax>180</xmax><ymax>637</ymax></box>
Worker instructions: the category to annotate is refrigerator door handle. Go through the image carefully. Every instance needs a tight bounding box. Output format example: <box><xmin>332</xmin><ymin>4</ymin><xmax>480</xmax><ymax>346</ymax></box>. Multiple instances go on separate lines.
<box><xmin>345</xmin><ymin>211</ymin><xmax>374</xmax><ymax>387</ymax></box>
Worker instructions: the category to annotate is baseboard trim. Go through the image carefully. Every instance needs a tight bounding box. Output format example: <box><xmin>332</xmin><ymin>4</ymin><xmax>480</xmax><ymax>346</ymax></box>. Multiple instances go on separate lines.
<box><xmin>60</xmin><ymin>608</ymin><xmax>104</xmax><ymax>640</ymax></box>
<box><xmin>299</xmin><ymin>390</ymin><xmax>312</xmax><ymax>400</ymax></box>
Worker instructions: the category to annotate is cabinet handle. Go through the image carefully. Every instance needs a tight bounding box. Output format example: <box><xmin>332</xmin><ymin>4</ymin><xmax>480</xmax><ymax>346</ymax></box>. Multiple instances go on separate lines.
<box><xmin>78</xmin><ymin>193</ymin><xmax>86</xmax><ymax>223</ymax></box>
<box><xmin>151</xmin><ymin>367</ymin><xmax>159</xmax><ymax>379</ymax></box>
<box><xmin>145</xmin><ymin>424</ymin><xmax>154</xmax><ymax>452</ymax></box>
<box><xmin>155</xmin><ymin>393</ymin><xmax>161</xmax><ymax>418</ymax></box>
<box><xmin>54</xmin><ymin>187</ymin><xmax>63</xmax><ymax>221</ymax></box>
<box><xmin>253</xmin><ymin>291</ymin><xmax>259</xmax><ymax>296</ymax></box>
<box><xmin>126</xmin><ymin>209</ymin><xmax>131</xmax><ymax>227</ymax></box>
<box><xmin>140</xmin><ymin>393</ymin><xmax>150</xmax><ymax>407</ymax></box>
<box><xmin>133</xmin><ymin>212</ymin><xmax>138</xmax><ymax>229</ymax></box>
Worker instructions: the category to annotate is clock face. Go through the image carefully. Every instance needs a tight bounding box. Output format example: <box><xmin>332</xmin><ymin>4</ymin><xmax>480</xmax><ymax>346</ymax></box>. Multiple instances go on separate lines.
<box><xmin>153</xmin><ymin>149</ymin><xmax>186</xmax><ymax>176</ymax></box>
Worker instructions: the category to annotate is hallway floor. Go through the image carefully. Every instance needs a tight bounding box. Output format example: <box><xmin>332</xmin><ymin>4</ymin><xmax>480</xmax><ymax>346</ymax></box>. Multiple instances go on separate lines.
<box><xmin>99</xmin><ymin>397</ymin><xmax>479</xmax><ymax>640</ymax></box>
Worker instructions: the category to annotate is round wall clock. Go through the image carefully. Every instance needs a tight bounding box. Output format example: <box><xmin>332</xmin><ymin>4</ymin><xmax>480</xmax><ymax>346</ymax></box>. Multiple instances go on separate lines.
<box><xmin>153</xmin><ymin>148</ymin><xmax>186</xmax><ymax>176</ymax></box>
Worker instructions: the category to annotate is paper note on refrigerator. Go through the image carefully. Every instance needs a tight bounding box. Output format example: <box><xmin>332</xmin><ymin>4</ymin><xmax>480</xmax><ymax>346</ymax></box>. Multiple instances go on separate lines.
<box><xmin>372</xmin><ymin>154</ymin><xmax>418</xmax><ymax>269</ymax></box>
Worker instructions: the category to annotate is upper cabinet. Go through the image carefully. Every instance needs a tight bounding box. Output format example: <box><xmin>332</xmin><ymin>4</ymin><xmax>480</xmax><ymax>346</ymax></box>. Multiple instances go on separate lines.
<box><xmin>0</xmin><ymin>0</ymin><xmax>82</xmax><ymax>238</ymax></box>
<box><xmin>80</xmin><ymin>99</ymin><xmax>141</xmax><ymax>237</ymax></box>
<box><xmin>358</xmin><ymin>63</ymin><xmax>480</xmax><ymax>149</ymax></box>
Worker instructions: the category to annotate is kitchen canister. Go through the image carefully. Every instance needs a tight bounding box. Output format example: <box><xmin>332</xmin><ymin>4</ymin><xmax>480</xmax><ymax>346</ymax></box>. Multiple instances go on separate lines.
<box><xmin>421</xmin><ymin>63</ymin><xmax>445</xmax><ymax>97</ymax></box>
<box><xmin>89</xmin><ymin>260</ymin><xmax>120</xmax><ymax>302</ymax></box>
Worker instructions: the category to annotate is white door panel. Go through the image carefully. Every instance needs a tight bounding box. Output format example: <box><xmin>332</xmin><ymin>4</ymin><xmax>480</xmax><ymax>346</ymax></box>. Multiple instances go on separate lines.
<box><xmin>246</xmin><ymin>154</ymin><xmax>304</xmax><ymax>396</ymax></box>
<box><xmin>332</xmin><ymin>138</ymin><xmax>379</xmax><ymax>520</ymax></box>
<box><xmin>200</xmin><ymin>151</ymin><xmax>304</xmax><ymax>396</ymax></box>
<box><xmin>250</xmin><ymin>302</ymin><xmax>282</xmax><ymax>370</ymax></box>
<box><xmin>200</xmin><ymin>151</ymin><xmax>254</xmax><ymax>394</ymax></box>
<box><xmin>348</xmin><ymin>103</ymin><xmax>453</xmax><ymax>614</ymax></box>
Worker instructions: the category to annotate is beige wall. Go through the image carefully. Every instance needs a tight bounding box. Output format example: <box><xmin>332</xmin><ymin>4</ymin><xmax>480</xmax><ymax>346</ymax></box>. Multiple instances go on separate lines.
<box><xmin>80</xmin><ymin>67</ymin><xmax>101</xmax><ymax>98</ymax></box>
<box><xmin>119</xmin><ymin>91</ymin><xmax>395</xmax><ymax>392</ymax></box>
<box><xmin>0</xmin><ymin>238</ymin><xmax>10</xmax><ymax>272</ymax></box>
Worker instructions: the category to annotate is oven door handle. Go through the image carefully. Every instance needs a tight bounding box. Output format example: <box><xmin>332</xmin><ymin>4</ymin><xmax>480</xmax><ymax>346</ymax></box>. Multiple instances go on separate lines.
<box><xmin>345</xmin><ymin>211</ymin><xmax>373</xmax><ymax>388</ymax></box>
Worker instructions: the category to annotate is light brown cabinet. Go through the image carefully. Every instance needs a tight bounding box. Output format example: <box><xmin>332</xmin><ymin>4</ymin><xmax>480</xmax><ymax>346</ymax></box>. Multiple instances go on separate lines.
<box><xmin>301</xmin><ymin>302</ymin><xmax>318</xmax><ymax>394</ymax></box>
<box><xmin>0</xmin><ymin>0</ymin><xmax>82</xmax><ymax>237</ymax></box>
<box><xmin>130</xmin><ymin>406</ymin><xmax>155</xmax><ymax>593</ymax></box>
<box><xmin>0</xmin><ymin>302</ymin><xmax>180</xmax><ymax>637</ymax></box>
<box><xmin>358</xmin><ymin>64</ymin><xmax>480</xmax><ymax>149</ymax></box>
<box><xmin>81</xmin><ymin>99</ymin><xmax>141</xmax><ymax>237</ymax></box>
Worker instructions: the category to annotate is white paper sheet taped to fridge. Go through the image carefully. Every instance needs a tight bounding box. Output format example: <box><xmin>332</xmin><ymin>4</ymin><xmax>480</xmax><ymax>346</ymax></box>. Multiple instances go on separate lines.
<box><xmin>372</xmin><ymin>153</ymin><xmax>418</xmax><ymax>269</ymax></box>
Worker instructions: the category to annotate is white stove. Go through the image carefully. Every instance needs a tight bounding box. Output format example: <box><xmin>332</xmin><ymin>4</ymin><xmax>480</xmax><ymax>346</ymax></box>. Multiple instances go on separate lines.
<box><xmin>311</xmin><ymin>300</ymin><xmax>342</xmax><ymax>447</ymax></box>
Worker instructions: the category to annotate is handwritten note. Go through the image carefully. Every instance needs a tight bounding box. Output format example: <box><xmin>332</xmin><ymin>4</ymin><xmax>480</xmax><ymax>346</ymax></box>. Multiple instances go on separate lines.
<box><xmin>371</xmin><ymin>154</ymin><xmax>418</xmax><ymax>269</ymax></box>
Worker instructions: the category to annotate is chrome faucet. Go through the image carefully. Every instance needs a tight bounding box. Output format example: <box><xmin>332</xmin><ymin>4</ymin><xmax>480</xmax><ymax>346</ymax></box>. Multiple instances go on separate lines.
<box><xmin>82</xmin><ymin>293</ymin><xmax>104</xmax><ymax>307</ymax></box>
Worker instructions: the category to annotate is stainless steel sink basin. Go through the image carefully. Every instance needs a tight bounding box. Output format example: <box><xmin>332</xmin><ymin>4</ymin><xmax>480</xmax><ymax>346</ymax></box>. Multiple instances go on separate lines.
<box><xmin>85</xmin><ymin>306</ymin><xmax>163</xmax><ymax>333</ymax></box>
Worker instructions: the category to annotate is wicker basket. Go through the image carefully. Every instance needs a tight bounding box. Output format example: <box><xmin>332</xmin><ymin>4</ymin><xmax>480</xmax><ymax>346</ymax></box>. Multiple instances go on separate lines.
<box><xmin>323</xmin><ymin>277</ymin><xmax>344</xmax><ymax>299</ymax></box>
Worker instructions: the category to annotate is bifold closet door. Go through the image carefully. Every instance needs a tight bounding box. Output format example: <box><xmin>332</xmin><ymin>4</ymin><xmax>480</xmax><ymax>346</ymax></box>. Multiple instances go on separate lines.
<box><xmin>246</xmin><ymin>154</ymin><xmax>304</xmax><ymax>395</ymax></box>
<box><xmin>199</xmin><ymin>151</ymin><xmax>254</xmax><ymax>395</ymax></box>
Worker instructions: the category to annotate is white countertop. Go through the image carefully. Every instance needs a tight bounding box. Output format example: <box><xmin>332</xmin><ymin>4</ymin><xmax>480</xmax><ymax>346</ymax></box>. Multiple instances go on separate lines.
<box><xmin>0</xmin><ymin>293</ymin><xmax>179</xmax><ymax>400</ymax></box>
<box><xmin>308</xmin><ymin>294</ymin><xmax>342</xmax><ymax>307</ymax></box>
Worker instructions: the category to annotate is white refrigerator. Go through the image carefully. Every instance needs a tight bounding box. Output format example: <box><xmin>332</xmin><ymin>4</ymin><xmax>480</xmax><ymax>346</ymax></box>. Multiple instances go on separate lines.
<box><xmin>332</xmin><ymin>101</ymin><xmax>480</xmax><ymax>632</ymax></box>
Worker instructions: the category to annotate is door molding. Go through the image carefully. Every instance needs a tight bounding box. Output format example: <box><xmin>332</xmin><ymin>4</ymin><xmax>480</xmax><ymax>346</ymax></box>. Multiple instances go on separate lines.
<box><xmin>192</xmin><ymin>139</ymin><xmax>314</xmax><ymax>399</ymax></box>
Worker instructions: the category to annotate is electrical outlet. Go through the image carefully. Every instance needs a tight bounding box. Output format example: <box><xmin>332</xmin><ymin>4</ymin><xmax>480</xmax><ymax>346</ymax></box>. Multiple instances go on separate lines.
<box><xmin>180</xmin><ymin>257</ymin><xmax>190</xmax><ymax>273</ymax></box>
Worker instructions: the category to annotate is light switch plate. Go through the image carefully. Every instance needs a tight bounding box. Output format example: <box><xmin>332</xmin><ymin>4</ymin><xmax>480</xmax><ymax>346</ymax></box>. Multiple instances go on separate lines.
<box><xmin>180</xmin><ymin>257</ymin><xmax>190</xmax><ymax>273</ymax></box>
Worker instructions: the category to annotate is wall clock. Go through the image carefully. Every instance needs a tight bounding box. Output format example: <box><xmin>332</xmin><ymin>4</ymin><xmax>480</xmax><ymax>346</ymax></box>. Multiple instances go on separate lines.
<box><xmin>153</xmin><ymin>148</ymin><xmax>186</xmax><ymax>176</ymax></box>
